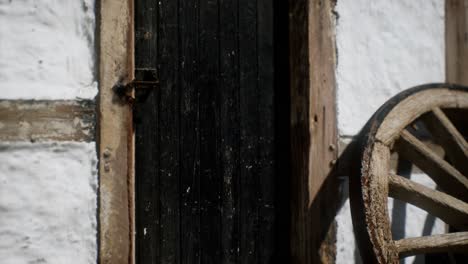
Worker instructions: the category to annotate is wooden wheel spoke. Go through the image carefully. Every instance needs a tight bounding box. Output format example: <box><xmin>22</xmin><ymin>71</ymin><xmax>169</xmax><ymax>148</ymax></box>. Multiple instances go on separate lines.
<box><xmin>350</xmin><ymin>86</ymin><xmax>468</xmax><ymax>263</ymax></box>
<box><xmin>421</xmin><ymin>107</ymin><xmax>468</xmax><ymax>175</ymax></box>
<box><xmin>388</xmin><ymin>174</ymin><xmax>468</xmax><ymax>230</ymax></box>
<box><xmin>396</xmin><ymin>130</ymin><xmax>468</xmax><ymax>202</ymax></box>
<box><xmin>395</xmin><ymin>232</ymin><xmax>468</xmax><ymax>257</ymax></box>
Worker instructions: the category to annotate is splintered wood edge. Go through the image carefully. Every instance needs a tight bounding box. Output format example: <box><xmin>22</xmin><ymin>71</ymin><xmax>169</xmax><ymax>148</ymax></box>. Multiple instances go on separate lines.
<box><xmin>98</xmin><ymin>0</ymin><xmax>135</xmax><ymax>263</ymax></box>
<box><xmin>0</xmin><ymin>100</ymin><xmax>95</xmax><ymax>142</ymax></box>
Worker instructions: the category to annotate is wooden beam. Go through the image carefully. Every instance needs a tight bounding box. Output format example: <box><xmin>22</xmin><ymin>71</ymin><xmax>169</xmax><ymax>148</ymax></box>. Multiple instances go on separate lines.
<box><xmin>0</xmin><ymin>100</ymin><xmax>94</xmax><ymax>142</ymax></box>
<box><xmin>290</xmin><ymin>0</ymin><xmax>338</xmax><ymax>262</ymax></box>
<box><xmin>446</xmin><ymin>0</ymin><xmax>468</xmax><ymax>84</ymax></box>
<box><xmin>98</xmin><ymin>0</ymin><xmax>134</xmax><ymax>263</ymax></box>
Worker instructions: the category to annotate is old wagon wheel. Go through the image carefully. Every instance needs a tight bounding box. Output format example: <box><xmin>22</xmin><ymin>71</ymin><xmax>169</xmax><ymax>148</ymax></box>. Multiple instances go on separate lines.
<box><xmin>349</xmin><ymin>84</ymin><xmax>468</xmax><ymax>263</ymax></box>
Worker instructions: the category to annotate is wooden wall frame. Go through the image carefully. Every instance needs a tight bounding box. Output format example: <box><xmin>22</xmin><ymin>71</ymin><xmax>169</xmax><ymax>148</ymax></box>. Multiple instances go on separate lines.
<box><xmin>290</xmin><ymin>0</ymin><xmax>338</xmax><ymax>263</ymax></box>
<box><xmin>97</xmin><ymin>0</ymin><xmax>339</xmax><ymax>263</ymax></box>
<box><xmin>97</xmin><ymin>0</ymin><xmax>135</xmax><ymax>263</ymax></box>
<box><xmin>446</xmin><ymin>0</ymin><xmax>468</xmax><ymax>85</ymax></box>
<box><xmin>0</xmin><ymin>100</ymin><xmax>95</xmax><ymax>142</ymax></box>
<box><xmin>0</xmin><ymin>0</ymin><xmax>135</xmax><ymax>262</ymax></box>
<box><xmin>2</xmin><ymin>1</ymin><xmax>462</xmax><ymax>263</ymax></box>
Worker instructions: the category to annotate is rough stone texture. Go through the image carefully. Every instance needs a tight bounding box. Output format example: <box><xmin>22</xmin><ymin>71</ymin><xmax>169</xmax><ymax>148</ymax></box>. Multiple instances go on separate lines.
<box><xmin>0</xmin><ymin>143</ymin><xmax>98</xmax><ymax>264</ymax></box>
<box><xmin>335</xmin><ymin>0</ymin><xmax>446</xmax><ymax>263</ymax></box>
<box><xmin>0</xmin><ymin>0</ymin><xmax>97</xmax><ymax>99</ymax></box>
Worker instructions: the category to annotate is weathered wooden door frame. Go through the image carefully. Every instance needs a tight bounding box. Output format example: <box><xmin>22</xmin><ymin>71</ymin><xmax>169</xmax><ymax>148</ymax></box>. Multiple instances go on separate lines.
<box><xmin>96</xmin><ymin>0</ymin><xmax>468</xmax><ymax>263</ymax></box>
<box><xmin>94</xmin><ymin>0</ymin><xmax>339</xmax><ymax>263</ymax></box>
<box><xmin>289</xmin><ymin>0</ymin><xmax>339</xmax><ymax>262</ymax></box>
<box><xmin>97</xmin><ymin>0</ymin><xmax>135</xmax><ymax>263</ymax></box>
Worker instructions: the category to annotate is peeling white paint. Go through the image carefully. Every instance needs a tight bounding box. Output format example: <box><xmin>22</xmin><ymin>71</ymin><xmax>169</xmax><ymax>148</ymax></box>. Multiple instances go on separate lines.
<box><xmin>335</xmin><ymin>0</ymin><xmax>446</xmax><ymax>263</ymax></box>
<box><xmin>0</xmin><ymin>143</ymin><xmax>98</xmax><ymax>264</ymax></box>
<box><xmin>0</xmin><ymin>0</ymin><xmax>97</xmax><ymax>99</ymax></box>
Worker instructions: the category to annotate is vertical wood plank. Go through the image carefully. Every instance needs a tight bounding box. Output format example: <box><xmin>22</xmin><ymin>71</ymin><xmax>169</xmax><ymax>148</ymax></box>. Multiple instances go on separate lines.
<box><xmin>135</xmin><ymin>0</ymin><xmax>285</xmax><ymax>262</ymax></box>
<box><xmin>444</xmin><ymin>1</ymin><xmax>468</xmax><ymax>262</ymax></box>
<box><xmin>198</xmin><ymin>22</ymin><xmax>222</xmax><ymax>260</ymax></box>
<box><xmin>446</xmin><ymin>0</ymin><xmax>468</xmax><ymax>84</ymax></box>
<box><xmin>289</xmin><ymin>0</ymin><xmax>310</xmax><ymax>261</ymax></box>
<box><xmin>256</xmin><ymin>0</ymin><xmax>276</xmax><ymax>262</ymax></box>
<box><xmin>290</xmin><ymin>0</ymin><xmax>338</xmax><ymax>263</ymax></box>
<box><xmin>218</xmin><ymin>0</ymin><xmax>240</xmax><ymax>262</ymax></box>
<box><xmin>98</xmin><ymin>0</ymin><xmax>134</xmax><ymax>263</ymax></box>
<box><xmin>158</xmin><ymin>0</ymin><xmax>181</xmax><ymax>262</ymax></box>
<box><xmin>273</xmin><ymin>0</ymin><xmax>292</xmax><ymax>261</ymax></box>
<box><xmin>238</xmin><ymin>0</ymin><xmax>260</xmax><ymax>262</ymax></box>
<box><xmin>134</xmin><ymin>0</ymin><xmax>159</xmax><ymax>262</ymax></box>
<box><xmin>135</xmin><ymin>0</ymin><xmax>157</xmax><ymax>70</ymax></box>
<box><xmin>135</xmin><ymin>90</ymin><xmax>159</xmax><ymax>263</ymax></box>
<box><xmin>307</xmin><ymin>0</ymin><xmax>339</xmax><ymax>261</ymax></box>
<box><xmin>178</xmin><ymin>0</ymin><xmax>201</xmax><ymax>262</ymax></box>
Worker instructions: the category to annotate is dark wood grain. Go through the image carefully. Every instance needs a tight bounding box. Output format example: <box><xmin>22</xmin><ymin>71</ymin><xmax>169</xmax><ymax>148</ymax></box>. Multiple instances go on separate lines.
<box><xmin>256</xmin><ymin>0</ymin><xmax>276</xmax><ymax>262</ymax></box>
<box><xmin>179</xmin><ymin>0</ymin><xmax>201</xmax><ymax>263</ymax></box>
<box><xmin>218</xmin><ymin>0</ymin><xmax>240</xmax><ymax>262</ymax></box>
<box><xmin>134</xmin><ymin>0</ymin><xmax>157</xmax><ymax>70</ymax></box>
<box><xmin>198</xmin><ymin>0</ymin><xmax>221</xmax><ymax>263</ymax></box>
<box><xmin>134</xmin><ymin>1</ymin><xmax>159</xmax><ymax>263</ymax></box>
<box><xmin>157</xmin><ymin>0</ymin><xmax>181</xmax><ymax>262</ymax></box>
<box><xmin>135</xmin><ymin>0</ymin><xmax>288</xmax><ymax>263</ymax></box>
<box><xmin>238</xmin><ymin>0</ymin><xmax>260</xmax><ymax>262</ymax></box>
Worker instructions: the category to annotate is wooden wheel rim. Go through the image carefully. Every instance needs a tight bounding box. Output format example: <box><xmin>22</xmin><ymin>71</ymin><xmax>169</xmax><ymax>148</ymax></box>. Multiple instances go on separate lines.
<box><xmin>350</xmin><ymin>83</ymin><xmax>468</xmax><ymax>263</ymax></box>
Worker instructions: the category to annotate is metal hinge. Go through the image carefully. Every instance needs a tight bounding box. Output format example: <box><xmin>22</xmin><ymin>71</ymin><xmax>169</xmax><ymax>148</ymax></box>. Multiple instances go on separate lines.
<box><xmin>113</xmin><ymin>69</ymin><xmax>159</xmax><ymax>104</ymax></box>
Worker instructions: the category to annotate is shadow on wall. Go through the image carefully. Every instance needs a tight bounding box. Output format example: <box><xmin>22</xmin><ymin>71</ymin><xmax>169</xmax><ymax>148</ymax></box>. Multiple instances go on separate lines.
<box><xmin>335</xmin><ymin>140</ymin><xmax>443</xmax><ymax>264</ymax></box>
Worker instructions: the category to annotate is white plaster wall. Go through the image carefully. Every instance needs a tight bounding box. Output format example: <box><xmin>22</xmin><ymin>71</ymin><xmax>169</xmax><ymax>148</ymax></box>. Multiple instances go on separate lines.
<box><xmin>0</xmin><ymin>0</ymin><xmax>98</xmax><ymax>263</ymax></box>
<box><xmin>0</xmin><ymin>0</ymin><xmax>97</xmax><ymax>99</ymax></box>
<box><xmin>0</xmin><ymin>143</ymin><xmax>98</xmax><ymax>264</ymax></box>
<box><xmin>334</xmin><ymin>0</ymin><xmax>446</xmax><ymax>263</ymax></box>
<box><xmin>336</xmin><ymin>0</ymin><xmax>445</xmax><ymax>136</ymax></box>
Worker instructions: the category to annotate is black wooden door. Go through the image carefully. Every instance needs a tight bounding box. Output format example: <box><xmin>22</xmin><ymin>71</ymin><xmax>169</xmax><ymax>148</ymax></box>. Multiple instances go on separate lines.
<box><xmin>134</xmin><ymin>0</ymin><xmax>289</xmax><ymax>263</ymax></box>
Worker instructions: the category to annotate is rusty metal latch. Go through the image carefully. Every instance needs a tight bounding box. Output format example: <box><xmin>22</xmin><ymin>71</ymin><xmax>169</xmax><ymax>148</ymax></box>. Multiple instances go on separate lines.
<box><xmin>113</xmin><ymin>70</ymin><xmax>159</xmax><ymax>104</ymax></box>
